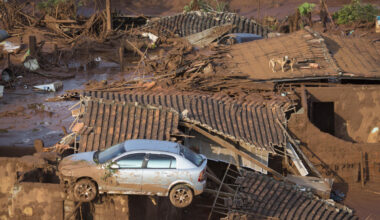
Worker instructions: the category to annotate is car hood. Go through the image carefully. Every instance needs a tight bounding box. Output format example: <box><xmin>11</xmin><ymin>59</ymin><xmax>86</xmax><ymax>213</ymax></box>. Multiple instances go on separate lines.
<box><xmin>59</xmin><ymin>151</ymin><xmax>96</xmax><ymax>171</ymax></box>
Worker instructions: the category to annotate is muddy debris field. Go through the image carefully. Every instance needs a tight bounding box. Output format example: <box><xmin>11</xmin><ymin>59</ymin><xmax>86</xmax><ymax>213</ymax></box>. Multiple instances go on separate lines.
<box><xmin>1</xmin><ymin>0</ymin><xmax>380</xmax><ymax>219</ymax></box>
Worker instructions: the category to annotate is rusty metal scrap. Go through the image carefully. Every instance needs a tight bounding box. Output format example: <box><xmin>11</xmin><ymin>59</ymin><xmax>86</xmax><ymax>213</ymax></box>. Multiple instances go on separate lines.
<box><xmin>83</xmin><ymin>91</ymin><xmax>288</xmax><ymax>152</ymax></box>
<box><xmin>78</xmin><ymin>99</ymin><xmax>179</xmax><ymax>152</ymax></box>
<box><xmin>224</xmin><ymin>170</ymin><xmax>357</xmax><ymax>220</ymax></box>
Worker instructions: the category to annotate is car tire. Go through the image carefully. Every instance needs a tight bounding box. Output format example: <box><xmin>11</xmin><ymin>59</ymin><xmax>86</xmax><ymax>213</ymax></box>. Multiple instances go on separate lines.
<box><xmin>169</xmin><ymin>184</ymin><xmax>193</xmax><ymax>208</ymax></box>
<box><xmin>73</xmin><ymin>178</ymin><xmax>97</xmax><ymax>202</ymax></box>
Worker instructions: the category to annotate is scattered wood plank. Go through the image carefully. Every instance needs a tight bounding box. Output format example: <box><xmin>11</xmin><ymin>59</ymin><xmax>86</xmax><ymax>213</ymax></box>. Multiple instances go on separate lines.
<box><xmin>185</xmin><ymin>24</ymin><xmax>234</xmax><ymax>48</ymax></box>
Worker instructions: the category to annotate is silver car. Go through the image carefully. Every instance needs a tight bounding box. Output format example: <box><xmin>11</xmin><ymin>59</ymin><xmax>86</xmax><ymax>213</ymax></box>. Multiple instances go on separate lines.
<box><xmin>59</xmin><ymin>139</ymin><xmax>207</xmax><ymax>208</ymax></box>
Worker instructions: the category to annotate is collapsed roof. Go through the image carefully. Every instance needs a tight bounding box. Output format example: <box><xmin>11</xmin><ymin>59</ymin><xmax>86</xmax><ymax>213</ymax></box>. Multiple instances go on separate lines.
<box><xmin>78</xmin><ymin>91</ymin><xmax>290</xmax><ymax>153</ymax></box>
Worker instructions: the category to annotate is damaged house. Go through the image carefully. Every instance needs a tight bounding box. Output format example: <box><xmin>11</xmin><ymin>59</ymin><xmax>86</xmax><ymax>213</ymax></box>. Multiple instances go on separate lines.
<box><xmin>72</xmin><ymin>91</ymin><xmax>294</xmax><ymax>175</ymax></box>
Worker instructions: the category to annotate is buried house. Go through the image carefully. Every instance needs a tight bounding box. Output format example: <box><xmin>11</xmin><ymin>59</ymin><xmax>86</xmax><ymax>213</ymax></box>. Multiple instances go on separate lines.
<box><xmin>61</xmin><ymin>90</ymin><xmax>357</xmax><ymax>219</ymax></box>
<box><xmin>70</xmin><ymin>91</ymin><xmax>305</xmax><ymax>176</ymax></box>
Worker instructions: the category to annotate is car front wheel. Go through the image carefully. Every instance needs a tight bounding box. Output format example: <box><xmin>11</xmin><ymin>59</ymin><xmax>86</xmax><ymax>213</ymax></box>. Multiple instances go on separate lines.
<box><xmin>73</xmin><ymin>179</ymin><xmax>97</xmax><ymax>202</ymax></box>
<box><xmin>169</xmin><ymin>184</ymin><xmax>193</xmax><ymax>208</ymax></box>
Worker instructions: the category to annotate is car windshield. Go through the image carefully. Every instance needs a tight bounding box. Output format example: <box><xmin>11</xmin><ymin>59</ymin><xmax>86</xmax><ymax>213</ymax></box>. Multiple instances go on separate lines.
<box><xmin>180</xmin><ymin>145</ymin><xmax>203</xmax><ymax>166</ymax></box>
<box><xmin>97</xmin><ymin>143</ymin><xmax>125</xmax><ymax>163</ymax></box>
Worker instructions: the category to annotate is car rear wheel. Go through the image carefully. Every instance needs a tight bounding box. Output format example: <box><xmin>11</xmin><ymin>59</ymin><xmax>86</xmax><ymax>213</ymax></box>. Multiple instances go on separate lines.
<box><xmin>169</xmin><ymin>184</ymin><xmax>193</xmax><ymax>208</ymax></box>
<box><xmin>73</xmin><ymin>179</ymin><xmax>97</xmax><ymax>202</ymax></box>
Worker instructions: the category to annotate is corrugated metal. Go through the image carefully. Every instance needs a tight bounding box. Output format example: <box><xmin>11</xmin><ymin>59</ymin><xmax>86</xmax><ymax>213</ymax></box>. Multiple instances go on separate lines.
<box><xmin>223</xmin><ymin>170</ymin><xmax>357</xmax><ymax>220</ymax></box>
<box><xmin>83</xmin><ymin>91</ymin><xmax>287</xmax><ymax>152</ymax></box>
<box><xmin>78</xmin><ymin>99</ymin><xmax>179</xmax><ymax>152</ymax></box>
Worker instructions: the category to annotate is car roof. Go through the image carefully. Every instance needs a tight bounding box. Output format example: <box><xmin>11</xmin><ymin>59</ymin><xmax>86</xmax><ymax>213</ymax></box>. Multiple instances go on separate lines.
<box><xmin>123</xmin><ymin>139</ymin><xmax>180</xmax><ymax>155</ymax></box>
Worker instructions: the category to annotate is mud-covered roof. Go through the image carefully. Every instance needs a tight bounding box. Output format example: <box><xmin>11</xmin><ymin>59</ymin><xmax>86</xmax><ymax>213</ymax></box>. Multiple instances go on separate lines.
<box><xmin>227</xmin><ymin>28</ymin><xmax>380</xmax><ymax>81</ymax></box>
<box><xmin>323</xmin><ymin>34</ymin><xmax>380</xmax><ymax>78</ymax></box>
<box><xmin>78</xmin><ymin>99</ymin><xmax>180</xmax><ymax>152</ymax></box>
<box><xmin>83</xmin><ymin>91</ymin><xmax>288</xmax><ymax>152</ymax></box>
<box><xmin>228</xmin><ymin>28</ymin><xmax>341</xmax><ymax>81</ymax></box>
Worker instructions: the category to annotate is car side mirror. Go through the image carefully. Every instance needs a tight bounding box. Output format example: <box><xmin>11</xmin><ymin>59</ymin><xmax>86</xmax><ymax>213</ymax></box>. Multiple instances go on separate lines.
<box><xmin>110</xmin><ymin>163</ymin><xmax>120</xmax><ymax>169</ymax></box>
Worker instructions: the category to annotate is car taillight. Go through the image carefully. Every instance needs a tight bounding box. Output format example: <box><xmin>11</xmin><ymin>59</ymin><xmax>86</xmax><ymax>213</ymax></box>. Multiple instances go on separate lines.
<box><xmin>198</xmin><ymin>169</ymin><xmax>206</xmax><ymax>182</ymax></box>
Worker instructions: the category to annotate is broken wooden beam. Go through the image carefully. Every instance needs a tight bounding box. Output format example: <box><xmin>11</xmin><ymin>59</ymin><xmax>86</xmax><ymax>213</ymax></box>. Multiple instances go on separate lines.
<box><xmin>106</xmin><ymin>0</ymin><xmax>112</xmax><ymax>32</ymax></box>
<box><xmin>203</xmin><ymin>189</ymin><xmax>235</xmax><ymax>198</ymax></box>
<box><xmin>206</xmin><ymin>167</ymin><xmax>236</xmax><ymax>194</ymax></box>
<box><xmin>29</xmin><ymin>35</ymin><xmax>37</xmax><ymax>57</ymax></box>
<box><xmin>125</xmin><ymin>39</ymin><xmax>147</xmax><ymax>59</ymax></box>
<box><xmin>180</xmin><ymin>122</ymin><xmax>283</xmax><ymax>180</ymax></box>
<box><xmin>43</xmin><ymin>19</ymin><xmax>77</xmax><ymax>23</ymax></box>
<box><xmin>119</xmin><ymin>41</ymin><xmax>125</xmax><ymax>72</ymax></box>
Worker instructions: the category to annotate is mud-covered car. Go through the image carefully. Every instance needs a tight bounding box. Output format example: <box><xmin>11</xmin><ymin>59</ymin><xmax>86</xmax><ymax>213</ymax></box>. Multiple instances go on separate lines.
<box><xmin>59</xmin><ymin>139</ymin><xmax>207</xmax><ymax>208</ymax></box>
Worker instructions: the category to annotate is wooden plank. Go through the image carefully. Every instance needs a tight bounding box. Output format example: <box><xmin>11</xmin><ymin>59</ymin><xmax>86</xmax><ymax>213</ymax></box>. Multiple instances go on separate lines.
<box><xmin>106</xmin><ymin>0</ymin><xmax>112</xmax><ymax>32</ymax></box>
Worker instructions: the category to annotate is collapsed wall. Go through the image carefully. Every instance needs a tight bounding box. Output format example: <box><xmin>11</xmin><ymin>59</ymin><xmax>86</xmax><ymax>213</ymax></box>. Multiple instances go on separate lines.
<box><xmin>288</xmin><ymin>106</ymin><xmax>380</xmax><ymax>185</ymax></box>
<box><xmin>0</xmin><ymin>157</ymin><xmax>64</xmax><ymax>219</ymax></box>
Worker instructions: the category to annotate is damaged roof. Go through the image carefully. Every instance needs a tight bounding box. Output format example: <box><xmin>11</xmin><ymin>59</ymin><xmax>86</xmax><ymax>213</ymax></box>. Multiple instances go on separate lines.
<box><xmin>77</xmin><ymin>99</ymin><xmax>179</xmax><ymax>152</ymax></box>
<box><xmin>228</xmin><ymin>28</ymin><xmax>341</xmax><ymax>81</ymax></box>
<box><xmin>150</xmin><ymin>11</ymin><xmax>269</xmax><ymax>37</ymax></box>
<box><xmin>83</xmin><ymin>91</ymin><xmax>288</xmax><ymax>153</ymax></box>
<box><xmin>228</xmin><ymin>28</ymin><xmax>380</xmax><ymax>81</ymax></box>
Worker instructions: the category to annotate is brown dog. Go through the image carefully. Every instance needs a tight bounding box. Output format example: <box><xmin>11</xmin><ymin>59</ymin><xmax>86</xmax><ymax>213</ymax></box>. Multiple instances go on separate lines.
<box><xmin>269</xmin><ymin>56</ymin><xmax>296</xmax><ymax>72</ymax></box>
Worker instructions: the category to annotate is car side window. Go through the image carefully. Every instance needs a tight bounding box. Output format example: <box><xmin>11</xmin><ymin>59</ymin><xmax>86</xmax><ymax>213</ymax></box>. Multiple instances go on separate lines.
<box><xmin>147</xmin><ymin>154</ymin><xmax>176</xmax><ymax>169</ymax></box>
<box><xmin>116</xmin><ymin>153</ymin><xmax>145</xmax><ymax>168</ymax></box>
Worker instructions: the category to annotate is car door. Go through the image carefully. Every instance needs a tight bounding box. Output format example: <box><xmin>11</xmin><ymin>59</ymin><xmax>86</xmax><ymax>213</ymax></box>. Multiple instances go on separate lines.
<box><xmin>141</xmin><ymin>154</ymin><xmax>177</xmax><ymax>195</ymax></box>
<box><xmin>111</xmin><ymin>153</ymin><xmax>146</xmax><ymax>193</ymax></box>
